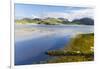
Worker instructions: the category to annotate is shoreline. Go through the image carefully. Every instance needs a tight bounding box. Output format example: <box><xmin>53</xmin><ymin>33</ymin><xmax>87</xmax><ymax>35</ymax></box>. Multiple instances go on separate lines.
<box><xmin>45</xmin><ymin>33</ymin><xmax>94</xmax><ymax>63</ymax></box>
<box><xmin>15</xmin><ymin>23</ymin><xmax>94</xmax><ymax>26</ymax></box>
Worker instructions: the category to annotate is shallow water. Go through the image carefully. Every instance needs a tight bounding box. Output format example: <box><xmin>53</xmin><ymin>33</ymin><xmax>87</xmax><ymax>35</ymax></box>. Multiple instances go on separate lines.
<box><xmin>15</xmin><ymin>24</ymin><xmax>94</xmax><ymax>65</ymax></box>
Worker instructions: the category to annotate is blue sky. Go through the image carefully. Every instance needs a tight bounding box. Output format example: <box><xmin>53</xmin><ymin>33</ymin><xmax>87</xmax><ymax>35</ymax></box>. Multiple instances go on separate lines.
<box><xmin>15</xmin><ymin>3</ymin><xmax>94</xmax><ymax>21</ymax></box>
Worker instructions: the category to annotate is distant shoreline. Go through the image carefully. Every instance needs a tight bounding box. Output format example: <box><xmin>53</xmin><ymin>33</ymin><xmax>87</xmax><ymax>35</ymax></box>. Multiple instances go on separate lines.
<box><xmin>15</xmin><ymin>23</ymin><xmax>94</xmax><ymax>26</ymax></box>
<box><xmin>15</xmin><ymin>17</ymin><xmax>94</xmax><ymax>25</ymax></box>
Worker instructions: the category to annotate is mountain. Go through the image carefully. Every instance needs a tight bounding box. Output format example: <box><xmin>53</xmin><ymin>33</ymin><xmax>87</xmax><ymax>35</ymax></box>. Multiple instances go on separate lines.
<box><xmin>15</xmin><ymin>17</ymin><xmax>94</xmax><ymax>25</ymax></box>
<box><xmin>72</xmin><ymin>18</ymin><xmax>94</xmax><ymax>25</ymax></box>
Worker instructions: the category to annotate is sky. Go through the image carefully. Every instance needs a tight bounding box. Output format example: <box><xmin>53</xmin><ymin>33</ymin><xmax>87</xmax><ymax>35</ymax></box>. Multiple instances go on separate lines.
<box><xmin>15</xmin><ymin>3</ymin><xmax>94</xmax><ymax>21</ymax></box>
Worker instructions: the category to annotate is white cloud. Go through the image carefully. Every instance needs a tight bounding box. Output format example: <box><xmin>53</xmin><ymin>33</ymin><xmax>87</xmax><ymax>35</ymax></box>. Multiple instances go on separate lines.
<box><xmin>31</xmin><ymin>15</ymin><xmax>41</xmax><ymax>18</ymax></box>
<box><xmin>67</xmin><ymin>8</ymin><xmax>94</xmax><ymax>21</ymax></box>
<box><xmin>41</xmin><ymin>8</ymin><xmax>94</xmax><ymax>21</ymax></box>
<box><xmin>31</xmin><ymin>8</ymin><xmax>94</xmax><ymax>21</ymax></box>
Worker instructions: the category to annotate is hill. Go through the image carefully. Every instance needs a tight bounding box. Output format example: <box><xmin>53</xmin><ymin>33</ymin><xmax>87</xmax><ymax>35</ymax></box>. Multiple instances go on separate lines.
<box><xmin>15</xmin><ymin>17</ymin><xmax>94</xmax><ymax>25</ymax></box>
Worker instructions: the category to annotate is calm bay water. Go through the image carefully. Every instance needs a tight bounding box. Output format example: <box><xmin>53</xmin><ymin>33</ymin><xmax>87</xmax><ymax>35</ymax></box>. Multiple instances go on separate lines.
<box><xmin>15</xmin><ymin>24</ymin><xmax>94</xmax><ymax>65</ymax></box>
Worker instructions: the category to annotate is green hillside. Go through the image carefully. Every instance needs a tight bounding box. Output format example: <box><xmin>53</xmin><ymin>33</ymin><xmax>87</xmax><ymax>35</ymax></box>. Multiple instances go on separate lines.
<box><xmin>45</xmin><ymin>33</ymin><xmax>94</xmax><ymax>63</ymax></box>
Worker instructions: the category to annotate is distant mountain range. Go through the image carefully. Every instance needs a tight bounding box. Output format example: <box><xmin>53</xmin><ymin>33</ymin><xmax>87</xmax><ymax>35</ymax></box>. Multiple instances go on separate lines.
<box><xmin>15</xmin><ymin>17</ymin><xmax>94</xmax><ymax>25</ymax></box>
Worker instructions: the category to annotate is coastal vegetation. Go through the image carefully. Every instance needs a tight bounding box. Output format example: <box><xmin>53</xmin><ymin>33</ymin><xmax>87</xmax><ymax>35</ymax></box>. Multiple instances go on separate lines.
<box><xmin>45</xmin><ymin>33</ymin><xmax>94</xmax><ymax>63</ymax></box>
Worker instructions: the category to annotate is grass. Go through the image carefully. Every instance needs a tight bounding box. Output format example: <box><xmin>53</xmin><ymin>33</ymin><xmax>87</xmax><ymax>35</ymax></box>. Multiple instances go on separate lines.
<box><xmin>45</xmin><ymin>33</ymin><xmax>94</xmax><ymax>63</ymax></box>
